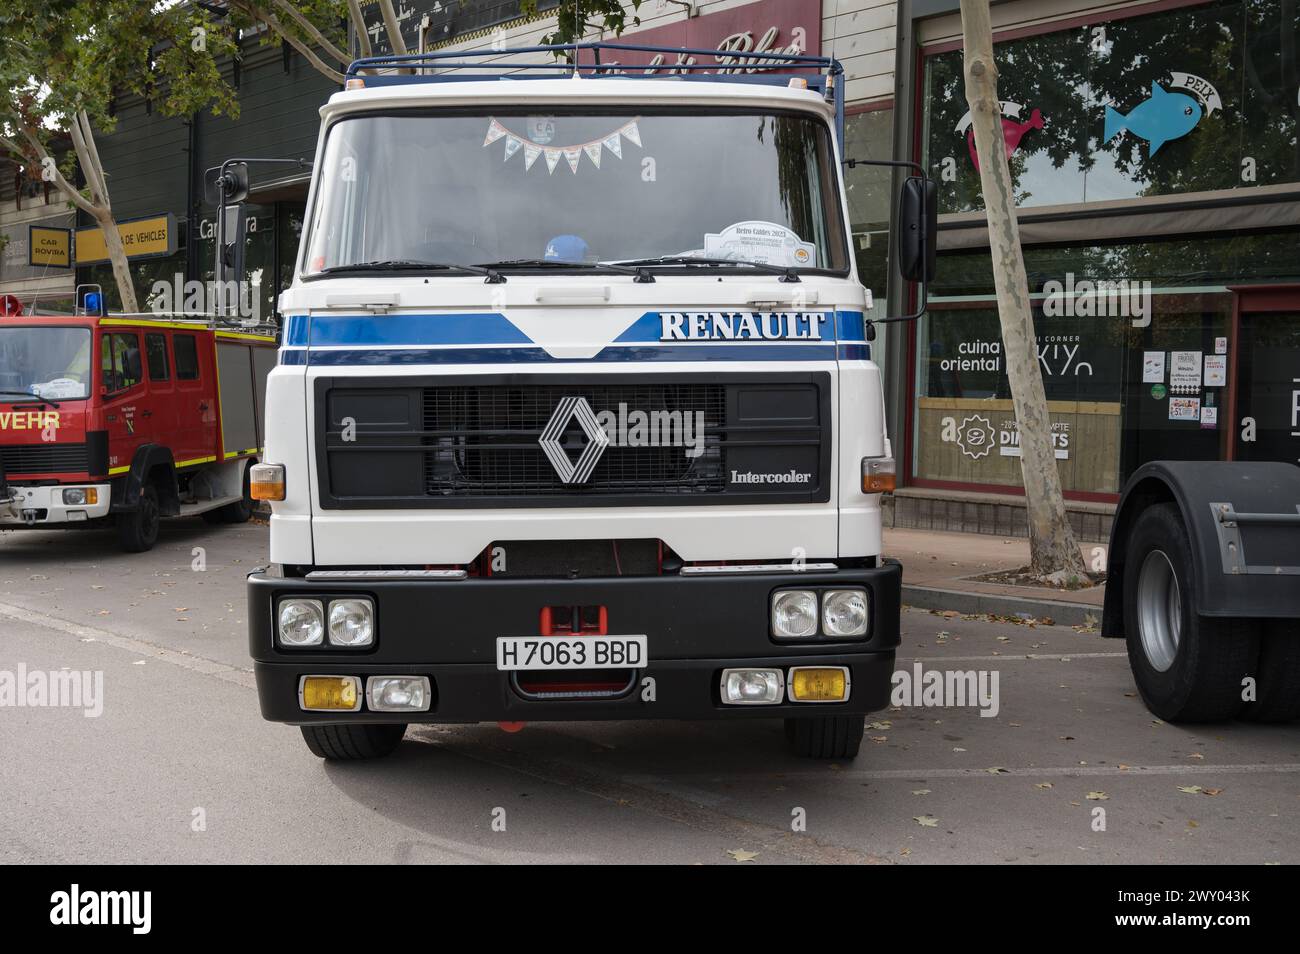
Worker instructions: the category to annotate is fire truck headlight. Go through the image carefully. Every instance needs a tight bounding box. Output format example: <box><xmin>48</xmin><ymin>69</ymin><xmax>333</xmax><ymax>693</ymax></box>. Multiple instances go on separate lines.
<box><xmin>277</xmin><ymin>599</ymin><xmax>325</xmax><ymax>647</ymax></box>
<box><xmin>771</xmin><ymin>590</ymin><xmax>818</xmax><ymax>639</ymax></box>
<box><xmin>328</xmin><ymin>598</ymin><xmax>375</xmax><ymax>647</ymax></box>
<box><xmin>62</xmin><ymin>488</ymin><xmax>96</xmax><ymax>506</ymax></box>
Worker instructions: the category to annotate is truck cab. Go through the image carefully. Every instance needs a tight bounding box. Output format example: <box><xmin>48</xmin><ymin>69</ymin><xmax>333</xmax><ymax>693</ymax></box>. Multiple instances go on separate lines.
<box><xmin>247</xmin><ymin>44</ymin><xmax>928</xmax><ymax>761</ymax></box>
<box><xmin>0</xmin><ymin>311</ymin><xmax>274</xmax><ymax>550</ymax></box>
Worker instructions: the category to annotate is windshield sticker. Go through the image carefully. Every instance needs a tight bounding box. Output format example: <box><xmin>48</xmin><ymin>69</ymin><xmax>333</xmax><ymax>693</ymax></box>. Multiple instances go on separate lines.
<box><xmin>1103</xmin><ymin>75</ymin><xmax>1220</xmax><ymax>156</ymax></box>
<box><xmin>703</xmin><ymin>221</ymin><xmax>816</xmax><ymax>268</ymax></box>
<box><xmin>484</xmin><ymin>117</ymin><xmax>643</xmax><ymax>174</ymax></box>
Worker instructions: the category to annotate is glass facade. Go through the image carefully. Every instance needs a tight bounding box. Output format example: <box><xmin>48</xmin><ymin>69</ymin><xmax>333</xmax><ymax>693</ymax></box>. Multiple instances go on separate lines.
<box><xmin>912</xmin><ymin>0</ymin><xmax>1300</xmax><ymax>498</ymax></box>
<box><xmin>922</xmin><ymin>0</ymin><xmax>1300</xmax><ymax>214</ymax></box>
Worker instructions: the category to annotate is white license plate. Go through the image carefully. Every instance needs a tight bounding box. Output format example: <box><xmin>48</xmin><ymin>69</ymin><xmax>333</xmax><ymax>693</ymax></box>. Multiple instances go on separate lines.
<box><xmin>495</xmin><ymin>636</ymin><xmax>647</xmax><ymax>671</ymax></box>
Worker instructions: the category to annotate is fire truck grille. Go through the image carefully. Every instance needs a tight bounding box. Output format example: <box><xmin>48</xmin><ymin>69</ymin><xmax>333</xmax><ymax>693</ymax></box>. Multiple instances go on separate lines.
<box><xmin>0</xmin><ymin>443</ymin><xmax>89</xmax><ymax>476</ymax></box>
<box><xmin>316</xmin><ymin>374</ymin><xmax>830</xmax><ymax>509</ymax></box>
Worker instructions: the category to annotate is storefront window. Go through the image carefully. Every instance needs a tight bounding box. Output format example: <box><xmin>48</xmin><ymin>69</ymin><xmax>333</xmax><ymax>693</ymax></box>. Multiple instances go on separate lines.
<box><xmin>915</xmin><ymin>229</ymin><xmax>1300</xmax><ymax>494</ymax></box>
<box><xmin>843</xmin><ymin>108</ymin><xmax>894</xmax><ymax>308</ymax></box>
<box><xmin>922</xmin><ymin>0</ymin><xmax>1300</xmax><ymax>214</ymax></box>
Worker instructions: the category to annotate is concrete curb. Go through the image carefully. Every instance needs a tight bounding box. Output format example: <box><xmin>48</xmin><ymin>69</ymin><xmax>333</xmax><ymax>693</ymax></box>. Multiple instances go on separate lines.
<box><xmin>902</xmin><ymin>584</ymin><xmax>1102</xmax><ymax>628</ymax></box>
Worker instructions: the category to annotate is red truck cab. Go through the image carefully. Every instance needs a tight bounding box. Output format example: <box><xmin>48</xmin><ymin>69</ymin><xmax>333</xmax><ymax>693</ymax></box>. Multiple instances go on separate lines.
<box><xmin>0</xmin><ymin>314</ymin><xmax>274</xmax><ymax>551</ymax></box>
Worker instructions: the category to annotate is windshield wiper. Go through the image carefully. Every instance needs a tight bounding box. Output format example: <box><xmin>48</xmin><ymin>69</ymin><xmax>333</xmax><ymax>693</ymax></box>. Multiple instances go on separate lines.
<box><xmin>0</xmin><ymin>390</ymin><xmax>60</xmax><ymax>408</ymax></box>
<box><xmin>618</xmin><ymin>256</ymin><xmax>801</xmax><ymax>283</ymax></box>
<box><xmin>319</xmin><ymin>260</ymin><xmax>505</xmax><ymax>283</ymax></box>
<box><xmin>478</xmin><ymin>259</ymin><xmax>654</xmax><ymax>283</ymax></box>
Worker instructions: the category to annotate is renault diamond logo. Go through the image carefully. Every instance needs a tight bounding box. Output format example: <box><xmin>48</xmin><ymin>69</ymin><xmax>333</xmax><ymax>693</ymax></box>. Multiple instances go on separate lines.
<box><xmin>539</xmin><ymin>396</ymin><xmax>610</xmax><ymax>484</ymax></box>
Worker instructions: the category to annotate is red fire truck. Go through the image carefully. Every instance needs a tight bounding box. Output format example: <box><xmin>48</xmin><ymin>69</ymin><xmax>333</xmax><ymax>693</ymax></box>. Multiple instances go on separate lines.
<box><xmin>0</xmin><ymin>301</ymin><xmax>275</xmax><ymax>551</ymax></box>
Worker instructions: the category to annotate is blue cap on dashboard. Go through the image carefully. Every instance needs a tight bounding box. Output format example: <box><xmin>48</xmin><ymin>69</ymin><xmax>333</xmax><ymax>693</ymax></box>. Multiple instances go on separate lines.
<box><xmin>544</xmin><ymin>234</ymin><xmax>588</xmax><ymax>263</ymax></box>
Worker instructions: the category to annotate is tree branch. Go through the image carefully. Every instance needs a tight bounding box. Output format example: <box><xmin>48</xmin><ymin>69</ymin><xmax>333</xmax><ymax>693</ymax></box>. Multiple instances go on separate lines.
<box><xmin>230</xmin><ymin>1</ymin><xmax>347</xmax><ymax>83</ymax></box>
<box><xmin>16</xmin><ymin>125</ymin><xmax>100</xmax><ymax>217</ymax></box>
<box><xmin>347</xmin><ymin>0</ymin><xmax>372</xmax><ymax>58</ymax></box>
<box><xmin>272</xmin><ymin>0</ymin><xmax>350</xmax><ymax>66</ymax></box>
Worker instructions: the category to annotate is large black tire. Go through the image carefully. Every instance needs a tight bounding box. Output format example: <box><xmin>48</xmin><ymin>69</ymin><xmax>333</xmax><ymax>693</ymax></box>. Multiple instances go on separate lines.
<box><xmin>201</xmin><ymin>464</ymin><xmax>253</xmax><ymax>524</ymax></box>
<box><xmin>300</xmin><ymin>723</ymin><xmax>407</xmax><ymax>760</ymax></box>
<box><xmin>1241</xmin><ymin>621</ymin><xmax>1300</xmax><ymax>723</ymax></box>
<box><xmin>1122</xmin><ymin>504</ymin><xmax>1258</xmax><ymax>722</ymax></box>
<box><xmin>116</xmin><ymin>484</ymin><xmax>161</xmax><ymax>553</ymax></box>
<box><xmin>784</xmin><ymin>715</ymin><xmax>865</xmax><ymax>759</ymax></box>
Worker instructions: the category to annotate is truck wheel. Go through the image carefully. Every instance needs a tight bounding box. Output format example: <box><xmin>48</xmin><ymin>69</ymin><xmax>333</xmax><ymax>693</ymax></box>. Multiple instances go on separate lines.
<box><xmin>117</xmin><ymin>484</ymin><xmax>161</xmax><ymax>553</ymax></box>
<box><xmin>784</xmin><ymin>715</ymin><xmax>864</xmax><ymax>759</ymax></box>
<box><xmin>1122</xmin><ymin>503</ymin><xmax>1257</xmax><ymax>722</ymax></box>
<box><xmin>1241</xmin><ymin>622</ymin><xmax>1300</xmax><ymax>723</ymax></box>
<box><xmin>202</xmin><ymin>465</ymin><xmax>253</xmax><ymax>524</ymax></box>
<box><xmin>300</xmin><ymin>723</ymin><xmax>406</xmax><ymax>760</ymax></box>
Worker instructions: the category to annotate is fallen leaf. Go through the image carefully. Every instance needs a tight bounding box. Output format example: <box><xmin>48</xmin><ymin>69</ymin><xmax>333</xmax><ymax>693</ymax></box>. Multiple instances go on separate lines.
<box><xmin>952</xmin><ymin>747</ymin><xmax>966</xmax><ymax>752</ymax></box>
<box><xmin>1187</xmin><ymin>753</ymin><xmax>1204</xmax><ymax>760</ymax></box>
<box><xmin>987</xmin><ymin>767</ymin><xmax>1009</xmax><ymax>775</ymax></box>
<box><xmin>1035</xmin><ymin>782</ymin><xmax>1053</xmax><ymax>790</ymax></box>
<box><xmin>1086</xmin><ymin>791</ymin><xmax>1109</xmax><ymax>801</ymax></box>
<box><xmin>727</xmin><ymin>849</ymin><xmax>759</xmax><ymax>863</ymax></box>
<box><xmin>1202</xmin><ymin>788</ymin><xmax>1223</xmax><ymax>797</ymax></box>
<box><xmin>899</xmin><ymin>847</ymin><xmax>912</xmax><ymax>856</ymax></box>
<box><xmin>1178</xmin><ymin>785</ymin><xmax>1203</xmax><ymax>795</ymax></box>
<box><xmin>914</xmin><ymin>815</ymin><xmax>939</xmax><ymax>828</ymax></box>
<box><xmin>869</xmin><ymin>736</ymin><xmax>888</xmax><ymax>744</ymax></box>
<box><xmin>867</xmin><ymin>721</ymin><xmax>892</xmax><ymax>730</ymax></box>
<box><xmin>911</xmin><ymin>789</ymin><xmax>931</xmax><ymax>796</ymax></box>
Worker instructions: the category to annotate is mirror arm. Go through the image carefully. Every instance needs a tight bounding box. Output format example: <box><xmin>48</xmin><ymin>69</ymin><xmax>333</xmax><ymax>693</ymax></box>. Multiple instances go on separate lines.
<box><xmin>842</xmin><ymin>157</ymin><xmax>934</xmax><ymax>337</ymax></box>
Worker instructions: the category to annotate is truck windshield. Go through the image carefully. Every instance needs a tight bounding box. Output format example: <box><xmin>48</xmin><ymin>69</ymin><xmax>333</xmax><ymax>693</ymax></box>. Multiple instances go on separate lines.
<box><xmin>0</xmin><ymin>326</ymin><xmax>92</xmax><ymax>401</ymax></box>
<box><xmin>303</xmin><ymin>108</ymin><xmax>848</xmax><ymax>276</ymax></box>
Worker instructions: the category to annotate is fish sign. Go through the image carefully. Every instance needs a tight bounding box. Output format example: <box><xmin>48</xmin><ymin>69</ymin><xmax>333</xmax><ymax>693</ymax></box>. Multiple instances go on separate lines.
<box><xmin>1104</xmin><ymin>81</ymin><xmax>1204</xmax><ymax>156</ymax></box>
<box><xmin>956</xmin><ymin>102</ymin><xmax>1044</xmax><ymax>172</ymax></box>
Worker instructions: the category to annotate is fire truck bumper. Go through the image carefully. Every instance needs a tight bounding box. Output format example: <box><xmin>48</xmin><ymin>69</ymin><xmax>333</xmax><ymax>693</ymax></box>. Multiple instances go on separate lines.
<box><xmin>0</xmin><ymin>483</ymin><xmax>113</xmax><ymax>526</ymax></box>
<box><xmin>247</xmin><ymin>561</ymin><xmax>902</xmax><ymax>725</ymax></box>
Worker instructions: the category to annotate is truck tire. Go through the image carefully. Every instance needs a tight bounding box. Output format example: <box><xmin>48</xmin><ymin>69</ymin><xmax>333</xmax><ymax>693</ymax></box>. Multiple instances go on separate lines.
<box><xmin>784</xmin><ymin>715</ymin><xmax>864</xmax><ymax>759</ymax></box>
<box><xmin>1241</xmin><ymin>621</ymin><xmax>1300</xmax><ymax>723</ymax></box>
<box><xmin>201</xmin><ymin>464</ymin><xmax>253</xmax><ymax>524</ymax></box>
<box><xmin>1122</xmin><ymin>503</ymin><xmax>1258</xmax><ymax>722</ymax></box>
<box><xmin>300</xmin><ymin>723</ymin><xmax>406</xmax><ymax>760</ymax></box>
<box><xmin>117</xmin><ymin>484</ymin><xmax>161</xmax><ymax>553</ymax></box>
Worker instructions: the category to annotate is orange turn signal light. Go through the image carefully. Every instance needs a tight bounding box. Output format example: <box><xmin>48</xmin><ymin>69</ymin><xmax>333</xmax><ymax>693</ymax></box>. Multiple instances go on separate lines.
<box><xmin>861</xmin><ymin>456</ymin><xmax>896</xmax><ymax>493</ymax></box>
<box><xmin>250</xmin><ymin>462</ymin><xmax>286</xmax><ymax>501</ymax></box>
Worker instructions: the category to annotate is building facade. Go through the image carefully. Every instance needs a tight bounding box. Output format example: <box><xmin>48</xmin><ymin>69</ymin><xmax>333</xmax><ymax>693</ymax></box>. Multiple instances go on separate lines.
<box><xmin>887</xmin><ymin>0</ymin><xmax>1300</xmax><ymax>539</ymax></box>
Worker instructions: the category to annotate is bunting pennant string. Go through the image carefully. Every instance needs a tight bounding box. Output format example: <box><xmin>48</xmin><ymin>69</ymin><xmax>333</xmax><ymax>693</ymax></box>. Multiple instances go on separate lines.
<box><xmin>482</xmin><ymin>118</ymin><xmax>643</xmax><ymax>174</ymax></box>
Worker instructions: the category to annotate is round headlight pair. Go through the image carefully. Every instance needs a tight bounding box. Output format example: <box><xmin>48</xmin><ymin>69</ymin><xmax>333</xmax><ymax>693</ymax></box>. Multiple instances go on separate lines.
<box><xmin>278</xmin><ymin>598</ymin><xmax>374</xmax><ymax>648</ymax></box>
<box><xmin>771</xmin><ymin>589</ymin><xmax>869</xmax><ymax>639</ymax></box>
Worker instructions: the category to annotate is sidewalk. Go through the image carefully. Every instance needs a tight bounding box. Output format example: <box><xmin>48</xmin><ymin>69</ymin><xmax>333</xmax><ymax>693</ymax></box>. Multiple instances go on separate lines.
<box><xmin>883</xmin><ymin>528</ymin><xmax>1106</xmax><ymax>627</ymax></box>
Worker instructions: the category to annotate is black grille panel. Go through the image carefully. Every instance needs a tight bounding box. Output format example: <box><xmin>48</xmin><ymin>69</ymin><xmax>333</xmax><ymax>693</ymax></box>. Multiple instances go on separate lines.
<box><xmin>0</xmin><ymin>443</ymin><xmax>89</xmax><ymax>475</ymax></box>
<box><xmin>315</xmin><ymin>374</ymin><xmax>830</xmax><ymax>509</ymax></box>
<box><xmin>423</xmin><ymin>383</ymin><xmax>725</xmax><ymax>497</ymax></box>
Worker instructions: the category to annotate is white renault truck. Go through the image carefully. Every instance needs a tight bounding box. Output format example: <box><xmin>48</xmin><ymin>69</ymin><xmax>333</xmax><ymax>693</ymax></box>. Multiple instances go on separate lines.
<box><xmin>246</xmin><ymin>42</ymin><xmax>936</xmax><ymax>761</ymax></box>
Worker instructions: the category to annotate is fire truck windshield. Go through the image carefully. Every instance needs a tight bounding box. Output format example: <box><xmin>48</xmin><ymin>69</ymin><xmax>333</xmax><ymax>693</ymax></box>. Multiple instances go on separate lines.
<box><xmin>0</xmin><ymin>326</ymin><xmax>93</xmax><ymax>401</ymax></box>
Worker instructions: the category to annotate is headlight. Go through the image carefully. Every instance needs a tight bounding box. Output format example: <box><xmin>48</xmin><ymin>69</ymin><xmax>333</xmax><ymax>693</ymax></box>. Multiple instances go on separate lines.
<box><xmin>278</xmin><ymin>599</ymin><xmax>324</xmax><ymax>647</ymax></box>
<box><xmin>771</xmin><ymin>590</ymin><xmax>818</xmax><ymax>638</ymax></box>
<box><xmin>328</xmin><ymin>598</ymin><xmax>375</xmax><ymax>647</ymax></box>
<box><xmin>822</xmin><ymin>589</ymin><xmax>869</xmax><ymax>637</ymax></box>
<box><xmin>367</xmin><ymin>676</ymin><xmax>430</xmax><ymax>712</ymax></box>
<box><xmin>62</xmin><ymin>488</ymin><xmax>94</xmax><ymax>505</ymax></box>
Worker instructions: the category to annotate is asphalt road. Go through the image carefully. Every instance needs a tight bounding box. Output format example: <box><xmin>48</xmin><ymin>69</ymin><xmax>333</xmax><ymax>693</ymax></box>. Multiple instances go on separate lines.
<box><xmin>1</xmin><ymin>519</ymin><xmax>1296</xmax><ymax>864</ymax></box>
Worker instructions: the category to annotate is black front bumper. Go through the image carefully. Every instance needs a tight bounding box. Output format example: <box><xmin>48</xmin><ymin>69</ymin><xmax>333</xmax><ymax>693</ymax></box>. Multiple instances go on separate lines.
<box><xmin>248</xmin><ymin>561</ymin><xmax>901</xmax><ymax>725</ymax></box>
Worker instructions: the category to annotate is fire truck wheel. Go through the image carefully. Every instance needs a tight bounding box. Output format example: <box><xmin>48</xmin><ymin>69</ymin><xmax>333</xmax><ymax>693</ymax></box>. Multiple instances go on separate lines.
<box><xmin>117</xmin><ymin>484</ymin><xmax>161</xmax><ymax>553</ymax></box>
<box><xmin>1123</xmin><ymin>504</ymin><xmax>1258</xmax><ymax>722</ymax></box>
<box><xmin>300</xmin><ymin>723</ymin><xmax>407</xmax><ymax>760</ymax></box>
<box><xmin>784</xmin><ymin>715</ymin><xmax>864</xmax><ymax>759</ymax></box>
<box><xmin>1240</xmin><ymin>621</ymin><xmax>1300</xmax><ymax>723</ymax></box>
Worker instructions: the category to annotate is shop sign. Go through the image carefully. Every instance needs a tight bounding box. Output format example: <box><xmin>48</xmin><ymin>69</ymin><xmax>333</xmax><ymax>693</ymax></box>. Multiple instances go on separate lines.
<box><xmin>75</xmin><ymin>214</ymin><xmax>176</xmax><ymax>265</ymax></box>
<box><xmin>28</xmin><ymin>226</ymin><xmax>71</xmax><ymax>268</ymax></box>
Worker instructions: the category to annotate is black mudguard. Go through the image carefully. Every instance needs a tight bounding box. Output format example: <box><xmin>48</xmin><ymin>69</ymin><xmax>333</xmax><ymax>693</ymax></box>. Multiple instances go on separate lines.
<box><xmin>1102</xmin><ymin>462</ymin><xmax>1300</xmax><ymax>636</ymax></box>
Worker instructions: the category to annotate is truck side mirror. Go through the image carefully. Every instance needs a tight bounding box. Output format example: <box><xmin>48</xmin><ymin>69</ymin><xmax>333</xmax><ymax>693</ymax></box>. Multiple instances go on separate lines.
<box><xmin>222</xmin><ymin>204</ymin><xmax>248</xmax><ymax>280</ymax></box>
<box><xmin>896</xmin><ymin>176</ymin><xmax>937</xmax><ymax>284</ymax></box>
<box><xmin>204</xmin><ymin>162</ymin><xmax>250</xmax><ymax>205</ymax></box>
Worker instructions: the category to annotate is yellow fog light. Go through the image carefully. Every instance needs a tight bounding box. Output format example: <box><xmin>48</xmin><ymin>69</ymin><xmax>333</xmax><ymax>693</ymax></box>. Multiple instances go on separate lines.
<box><xmin>299</xmin><ymin>675</ymin><xmax>361</xmax><ymax>711</ymax></box>
<box><xmin>788</xmin><ymin>666</ymin><xmax>850</xmax><ymax>703</ymax></box>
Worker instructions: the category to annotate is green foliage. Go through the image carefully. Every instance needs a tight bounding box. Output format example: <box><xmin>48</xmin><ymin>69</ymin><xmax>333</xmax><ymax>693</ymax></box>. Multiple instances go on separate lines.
<box><xmin>0</xmin><ymin>0</ymin><xmax>240</xmax><ymax>154</ymax></box>
<box><xmin>521</xmin><ymin>0</ymin><xmax>643</xmax><ymax>47</ymax></box>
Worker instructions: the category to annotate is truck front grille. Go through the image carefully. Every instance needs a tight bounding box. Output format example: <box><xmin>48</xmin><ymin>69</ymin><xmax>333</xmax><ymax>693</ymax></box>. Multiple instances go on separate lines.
<box><xmin>0</xmin><ymin>443</ymin><xmax>89</xmax><ymax>476</ymax></box>
<box><xmin>314</xmin><ymin>373</ymin><xmax>830</xmax><ymax>509</ymax></box>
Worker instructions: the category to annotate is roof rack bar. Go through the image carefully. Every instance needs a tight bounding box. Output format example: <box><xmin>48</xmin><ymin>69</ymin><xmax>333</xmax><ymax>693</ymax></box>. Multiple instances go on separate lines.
<box><xmin>346</xmin><ymin>42</ymin><xmax>841</xmax><ymax>80</ymax></box>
